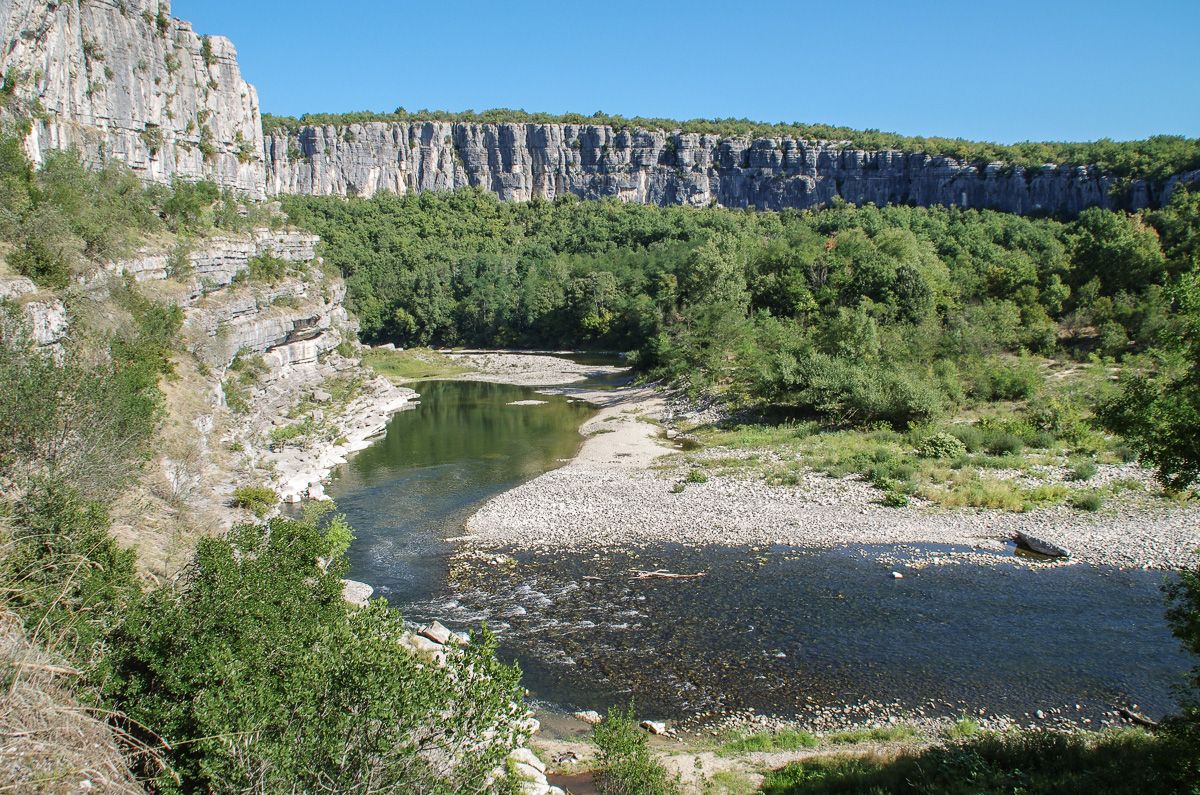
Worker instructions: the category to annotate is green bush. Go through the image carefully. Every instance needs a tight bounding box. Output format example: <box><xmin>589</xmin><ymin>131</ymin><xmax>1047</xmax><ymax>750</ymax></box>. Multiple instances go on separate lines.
<box><xmin>1068</xmin><ymin>457</ymin><xmax>1099</xmax><ymax>481</ymax></box>
<box><xmin>230</xmin><ymin>485</ymin><xmax>277</xmax><ymax>517</ymax></box>
<box><xmin>105</xmin><ymin>515</ymin><xmax>525</xmax><ymax>793</ymax></box>
<box><xmin>685</xmin><ymin>468</ymin><xmax>709</xmax><ymax>484</ymax></box>
<box><xmin>2</xmin><ymin>480</ymin><xmax>137</xmax><ymax>666</ymax></box>
<box><xmin>1072</xmin><ymin>491</ymin><xmax>1104</xmax><ymax>512</ymax></box>
<box><xmin>916</xmin><ymin>432</ymin><xmax>968</xmax><ymax>459</ymax></box>
<box><xmin>761</xmin><ymin>728</ymin><xmax>1191</xmax><ymax>794</ymax></box>
<box><xmin>236</xmin><ymin>252</ymin><xmax>290</xmax><ymax>284</ymax></box>
<box><xmin>967</xmin><ymin>356</ymin><xmax>1043</xmax><ymax>402</ymax></box>
<box><xmin>0</xmin><ymin>302</ymin><xmax>173</xmax><ymax>500</ymax></box>
<box><xmin>948</xmin><ymin>424</ymin><xmax>985</xmax><ymax>453</ymax></box>
<box><xmin>593</xmin><ymin>704</ymin><xmax>681</xmax><ymax>795</ymax></box>
<box><xmin>720</xmin><ymin>728</ymin><xmax>819</xmax><ymax>755</ymax></box>
<box><xmin>984</xmin><ymin>431</ymin><xmax>1025</xmax><ymax>456</ymax></box>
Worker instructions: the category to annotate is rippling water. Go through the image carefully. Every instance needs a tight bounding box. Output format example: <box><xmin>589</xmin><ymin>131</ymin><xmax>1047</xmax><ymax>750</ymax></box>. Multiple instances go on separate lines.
<box><xmin>326</xmin><ymin>377</ymin><xmax>1190</xmax><ymax>724</ymax></box>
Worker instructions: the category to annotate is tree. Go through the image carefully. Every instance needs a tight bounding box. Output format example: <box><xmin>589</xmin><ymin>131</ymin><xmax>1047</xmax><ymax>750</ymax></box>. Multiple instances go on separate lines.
<box><xmin>1100</xmin><ymin>270</ymin><xmax>1200</xmax><ymax>491</ymax></box>
<box><xmin>1071</xmin><ymin>207</ymin><xmax>1167</xmax><ymax>295</ymax></box>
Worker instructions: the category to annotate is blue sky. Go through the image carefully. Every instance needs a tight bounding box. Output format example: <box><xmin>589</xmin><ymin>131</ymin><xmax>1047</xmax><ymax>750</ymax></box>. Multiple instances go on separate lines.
<box><xmin>175</xmin><ymin>0</ymin><xmax>1199</xmax><ymax>144</ymax></box>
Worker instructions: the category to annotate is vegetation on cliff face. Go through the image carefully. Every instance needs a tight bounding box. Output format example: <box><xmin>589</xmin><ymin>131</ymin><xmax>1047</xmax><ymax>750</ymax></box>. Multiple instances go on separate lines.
<box><xmin>262</xmin><ymin>109</ymin><xmax>1200</xmax><ymax>182</ymax></box>
<box><xmin>0</xmin><ymin>134</ymin><xmax>277</xmax><ymax>289</ymax></box>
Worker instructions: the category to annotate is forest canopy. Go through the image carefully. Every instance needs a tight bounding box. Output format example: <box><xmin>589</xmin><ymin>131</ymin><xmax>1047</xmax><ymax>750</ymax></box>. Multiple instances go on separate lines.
<box><xmin>283</xmin><ymin>184</ymin><xmax>1199</xmax><ymax>443</ymax></box>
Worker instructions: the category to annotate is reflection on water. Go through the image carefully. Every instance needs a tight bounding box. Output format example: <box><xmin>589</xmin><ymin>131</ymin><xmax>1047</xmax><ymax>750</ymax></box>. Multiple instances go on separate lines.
<box><xmin>329</xmin><ymin>380</ymin><xmax>595</xmax><ymax>604</ymax></box>
<box><xmin>328</xmin><ymin>379</ymin><xmax>1190</xmax><ymax>724</ymax></box>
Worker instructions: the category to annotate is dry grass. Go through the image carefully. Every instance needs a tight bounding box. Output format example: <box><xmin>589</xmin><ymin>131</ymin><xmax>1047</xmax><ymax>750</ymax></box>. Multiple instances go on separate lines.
<box><xmin>0</xmin><ymin>611</ymin><xmax>152</xmax><ymax>793</ymax></box>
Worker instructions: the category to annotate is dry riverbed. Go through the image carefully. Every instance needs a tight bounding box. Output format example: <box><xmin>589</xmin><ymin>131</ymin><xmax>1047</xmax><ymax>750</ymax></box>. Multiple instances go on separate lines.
<box><xmin>461</xmin><ymin>360</ymin><xmax>1199</xmax><ymax>571</ymax></box>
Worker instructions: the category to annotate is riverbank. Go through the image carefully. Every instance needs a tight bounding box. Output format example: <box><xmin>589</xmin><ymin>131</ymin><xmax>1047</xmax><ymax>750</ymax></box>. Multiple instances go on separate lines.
<box><xmin>463</xmin><ymin>386</ymin><xmax>1199</xmax><ymax>571</ymax></box>
<box><xmin>447</xmin><ymin>350</ymin><xmax>629</xmax><ymax>386</ymax></box>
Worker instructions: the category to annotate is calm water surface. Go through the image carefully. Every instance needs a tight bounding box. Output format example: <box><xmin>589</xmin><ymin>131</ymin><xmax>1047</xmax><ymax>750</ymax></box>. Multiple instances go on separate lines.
<box><xmin>326</xmin><ymin>377</ymin><xmax>1190</xmax><ymax>724</ymax></box>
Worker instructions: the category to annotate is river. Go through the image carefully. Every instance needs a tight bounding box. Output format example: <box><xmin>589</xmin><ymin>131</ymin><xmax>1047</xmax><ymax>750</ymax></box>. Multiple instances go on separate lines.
<box><xmin>324</xmin><ymin>377</ymin><xmax>1190</xmax><ymax>727</ymax></box>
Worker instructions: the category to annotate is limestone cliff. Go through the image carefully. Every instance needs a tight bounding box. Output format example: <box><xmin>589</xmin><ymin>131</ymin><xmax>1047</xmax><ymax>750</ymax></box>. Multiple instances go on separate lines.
<box><xmin>265</xmin><ymin>121</ymin><xmax>1196</xmax><ymax>215</ymax></box>
<box><xmin>2</xmin><ymin>1</ymin><xmax>1194</xmax><ymax>215</ymax></box>
<box><xmin>0</xmin><ymin>0</ymin><xmax>264</xmax><ymax>196</ymax></box>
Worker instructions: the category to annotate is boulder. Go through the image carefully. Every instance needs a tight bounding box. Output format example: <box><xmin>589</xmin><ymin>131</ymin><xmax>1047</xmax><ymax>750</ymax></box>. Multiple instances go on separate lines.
<box><xmin>640</xmin><ymin>720</ymin><xmax>669</xmax><ymax>735</ymax></box>
<box><xmin>419</xmin><ymin>620</ymin><xmax>454</xmax><ymax>646</ymax></box>
<box><xmin>509</xmin><ymin>747</ymin><xmax>546</xmax><ymax>774</ymax></box>
<box><xmin>574</xmin><ymin>710</ymin><xmax>603</xmax><ymax>725</ymax></box>
<box><xmin>340</xmin><ymin>579</ymin><xmax>373</xmax><ymax>607</ymax></box>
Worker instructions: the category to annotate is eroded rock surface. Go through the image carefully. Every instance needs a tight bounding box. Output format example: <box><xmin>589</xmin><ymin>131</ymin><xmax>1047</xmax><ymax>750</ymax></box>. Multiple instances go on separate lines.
<box><xmin>0</xmin><ymin>0</ymin><xmax>264</xmax><ymax>196</ymax></box>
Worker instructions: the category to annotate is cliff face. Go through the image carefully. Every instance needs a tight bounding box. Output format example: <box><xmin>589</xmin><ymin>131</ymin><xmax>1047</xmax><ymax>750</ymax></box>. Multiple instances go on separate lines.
<box><xmin>0</xmin><ymin>0</ymin><xmax>265</xmax><ymax>196</ymax></box>
<box><xmin>2</xmin><ymin>3</ymin><xmax>1193</xmax><ymax>214</ymax></box>
<box><xmin>265</xmin><ymin>122</ymin><xmax>1196</xmax><ymax>214</ymax></box>
<box><xmin>85</xmin><ymin>227</ymin><xmax>413</xmax><ymax>574</ymax></box>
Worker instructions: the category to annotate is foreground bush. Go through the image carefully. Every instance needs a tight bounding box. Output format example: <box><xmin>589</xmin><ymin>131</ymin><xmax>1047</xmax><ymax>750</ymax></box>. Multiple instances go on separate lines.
<box><xmin>593</xmin><ymin>705</ymin><xmax>681</xmax><ymax>795</ymax></box>
<box><xmin>105</xmin><ymin>511</ymin><xmax>525</xmax><ymax>794</ymax></box>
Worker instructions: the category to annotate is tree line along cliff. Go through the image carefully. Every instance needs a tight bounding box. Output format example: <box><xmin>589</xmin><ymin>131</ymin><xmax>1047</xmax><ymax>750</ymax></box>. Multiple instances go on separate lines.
<box><xmin>2</xmin><ymin>1</ymin><xmax>1198</xmax><ymax>216</ymax></box>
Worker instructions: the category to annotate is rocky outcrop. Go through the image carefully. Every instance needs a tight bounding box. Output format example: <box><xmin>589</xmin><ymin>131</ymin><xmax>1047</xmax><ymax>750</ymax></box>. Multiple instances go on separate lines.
<box><xmin>264</xmin><ymin>122</ymin><xmax>1197</xmax><ymax>215</ymax></box>
<box><xmin>0</xmin><ymin>275</ymin><xmax>68</xmax><ymax>347</ymax></box>
<box><xmin>98</xmin><ymin>227</ymin><xmax>415</xmax><ymax>572</ymax></box>
<box><xmin>111</xmin><ymin>229</ymin><xmax>318</xmax><ymax>295</ymax></box>
<box><xmin>0</xmin><ymin>0</ymin><xmax>264</xmax><ymax>196</ymax></box>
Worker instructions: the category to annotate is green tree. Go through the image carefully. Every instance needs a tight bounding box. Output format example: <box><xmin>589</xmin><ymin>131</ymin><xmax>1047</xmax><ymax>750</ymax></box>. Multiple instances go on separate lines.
<box><xmin>1100</xmin><ymin>270</ymin><xmax>1200</xmax><ymax>490</ymax></box>
<box><xmin>1071</xmin><ymin>207</ymin><xmax>1167</xmax><ymax>295</ymax></box>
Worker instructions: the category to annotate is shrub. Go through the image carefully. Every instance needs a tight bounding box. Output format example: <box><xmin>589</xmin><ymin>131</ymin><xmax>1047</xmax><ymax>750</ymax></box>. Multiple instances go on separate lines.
<box><xmin>230</xmin><ymin>485</ymin><xmax>277</xmax><ymax>517</ymax></box>
<box><xmin>3</xmin><ymin>481</ymin><xmax>137</xmax><ymax>665</ymax></box>
<box><xmin>916</xmin><ymin>432</ymin><xmax>968</xmax><ymax>459</ymax></box>
<box><xmin>984</xmin><ymin>431</ymin><xmax>1025</xmax><ymax>456</ymax></box>
<box><xmin>1072</xmin><ymin>491</ymin><xmax>1104</xmax><ymax>512</ymax></box>
<box><xmin>685</xmin><ymin>468</ymin><xmax>709</xmax><ymax>484</ymax></box>
<box><xmin>1068</xmin><ymin>457</ymin><xmax>1099</xmax><ymax>481</ymax></box>
<box><xmin>236</xmin><ymin>253</ymin><xmax>289</xmax><ymax>284</ymax></box>
<box><xmin>967</xmin><ymin>355</ymin><xmax>1042</xmax><ymax>401</ymax></box>
<box><xmin>720</xmin><ymin>728</ymin><xmax>818</xmax><ymax>755</ymax></box>
<box><xmin>761</xmin><ymin>728</ymin><xmax>1191</xmax><ymax>794</ymax></box>
<box><xmin>268</xmin><ymin>418</ymin><xmax>316</xmax><ymax>449</ymax></box>
<box><xmin>1028</xmin><ymin>430</ymin><xmax>1057</xmax><ymax>449</ymax></box>
<box><xmin>593</xmin><ymin>704</ymin><xmax>681</xmax><ymax>795</ymax></box>
<box><xmin>944</xmin><ymin>716</ymin><xmax>981</xmax><ymax>740</ymax></box>
<box><xmin>105</xmin><ymin>516</ymin><xmax>525</xmax><ymax>793</ymax></box>
<box><xmin>948</xmin><ymin>424</ymin><xmax>984</xmax><ymax>453</ymax></box>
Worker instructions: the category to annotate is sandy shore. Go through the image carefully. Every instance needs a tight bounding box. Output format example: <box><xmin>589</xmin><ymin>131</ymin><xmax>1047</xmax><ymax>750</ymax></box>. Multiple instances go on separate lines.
<box><xmin>465</xmin><ymin>386</ymin><xmax>1200</xmax><ymax>571</ymax></box>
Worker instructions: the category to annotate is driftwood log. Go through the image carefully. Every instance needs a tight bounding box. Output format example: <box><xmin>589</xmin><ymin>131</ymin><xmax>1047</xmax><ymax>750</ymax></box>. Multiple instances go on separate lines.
<box><xmin>1117</xmin><ymin>708</ymin><xmax>1158</xmax><ymax>730</ymax></box>
<box><xmin>1013</xmin><ymin>531</ymin><xmax>1070</xmax><ymax>558</ymax></box>
<box><xmin>632</xmin><ymin>569</ymin><xmax>706</xmax><ymax>580</ymax></box>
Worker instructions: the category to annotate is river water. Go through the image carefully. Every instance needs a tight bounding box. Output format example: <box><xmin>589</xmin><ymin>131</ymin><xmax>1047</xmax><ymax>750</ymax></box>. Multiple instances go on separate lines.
<box><xmin>326</xmin><ymin>377</ymin><xmax>1191</xmax><ymax>726</ymax></box>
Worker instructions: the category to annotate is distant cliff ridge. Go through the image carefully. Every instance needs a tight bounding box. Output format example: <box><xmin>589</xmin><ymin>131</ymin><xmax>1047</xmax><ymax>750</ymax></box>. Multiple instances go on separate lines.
<box><xmin>0</xmin><ymin>0</ymin><xmax>265</xmax><ymax>197</ymax></box>
<box><xmin>1</xmin><ymin>2</ymin><xmax>1195</xmax><ymax>213</ymax></box>
<box><xmin>263</xmin><ymin>122</ymin><xmax>1198</xmax><ymax>214</ymax></box>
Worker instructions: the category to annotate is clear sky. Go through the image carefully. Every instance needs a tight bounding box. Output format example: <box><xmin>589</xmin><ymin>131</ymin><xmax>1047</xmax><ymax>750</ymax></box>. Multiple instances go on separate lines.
<box><xmin>175</xmin><ymin>0</ymin><xmax>1199</xmax><ymax>144</ymax></box>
